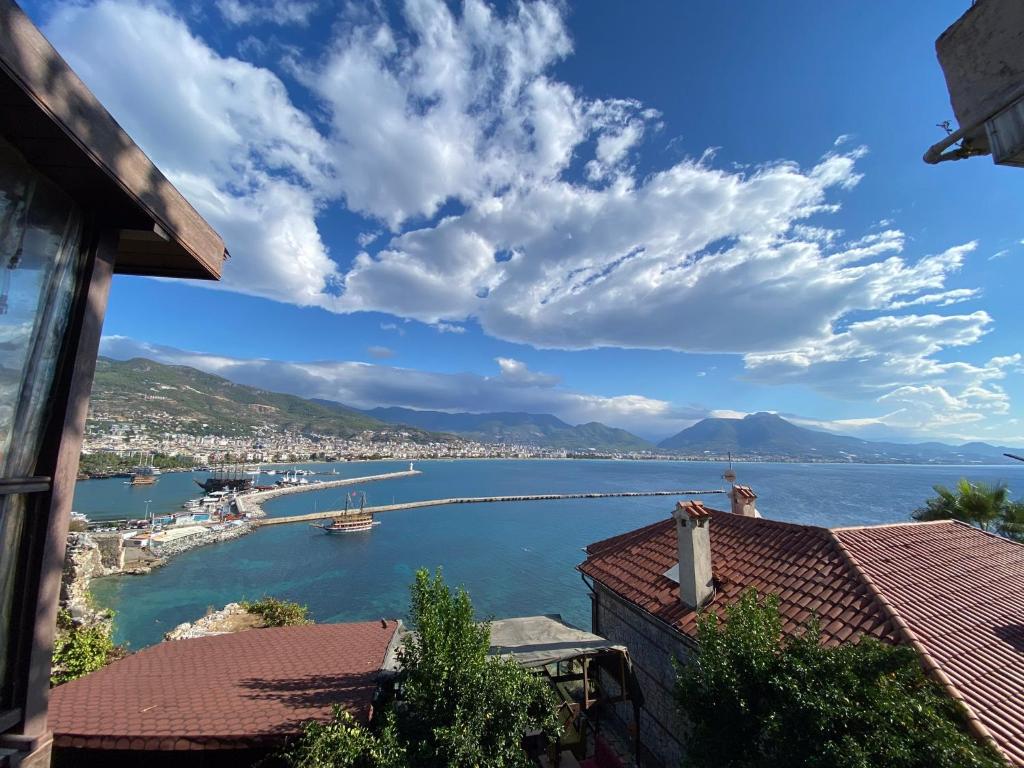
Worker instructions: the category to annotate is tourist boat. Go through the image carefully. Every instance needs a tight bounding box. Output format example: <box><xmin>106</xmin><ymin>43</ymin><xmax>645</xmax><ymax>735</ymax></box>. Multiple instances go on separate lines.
<box><xmin>310</xmin><ymin>491</ymin><xmax>376</xmax><ymax>534</ymax></box>
<box><xmin>310</xmin><ymin>513</ymin><xmax>377</xmax><ymax>534</ymax></box>
<box><xmin>130</xmin><ymin>473</ymin><xmax>157</xmax><ymax>486</ymax></box>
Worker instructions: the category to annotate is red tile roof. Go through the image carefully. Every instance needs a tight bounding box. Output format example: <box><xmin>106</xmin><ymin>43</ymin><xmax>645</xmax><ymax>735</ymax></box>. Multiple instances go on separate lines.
<box><xmin>582</xmin><ymin>512</ymin><xmax>1024</xmax><ymax>765</ymax></box>
<box><xmin>50</xmin><ymin>621</ymin><xmax>399</xmax><ymax>751</ymax></box>
<box><xmin>581</xmin><ymin>508</ymin><xmax>898</xmax><ymax>645</ymax></box>
<box><xmin>835</xmin><ymin>521</ymin><xmax>1024</xmax><ymax>767</ymax></box>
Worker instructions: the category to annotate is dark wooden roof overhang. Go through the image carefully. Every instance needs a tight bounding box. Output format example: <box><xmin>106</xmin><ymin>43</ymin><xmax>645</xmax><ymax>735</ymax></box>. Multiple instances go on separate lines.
<box><xmin>0</xmin><ymin>0</ymin><xmax>225</xmax><ymax>280</ymax></box>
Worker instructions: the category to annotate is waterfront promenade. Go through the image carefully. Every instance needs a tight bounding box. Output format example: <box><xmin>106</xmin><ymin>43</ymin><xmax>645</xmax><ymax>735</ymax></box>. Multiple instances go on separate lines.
<box><xmin>258</xmin><ymin>488</ymin><xmax>726</xmax><ymax>527</ymax></box>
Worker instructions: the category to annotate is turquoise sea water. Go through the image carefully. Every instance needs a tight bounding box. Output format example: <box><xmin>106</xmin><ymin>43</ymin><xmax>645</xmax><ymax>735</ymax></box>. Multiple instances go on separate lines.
<box><xmin>78</xmin><ymin>459</ymin><xmax>1024</xmax><ymax>649</ymax></box>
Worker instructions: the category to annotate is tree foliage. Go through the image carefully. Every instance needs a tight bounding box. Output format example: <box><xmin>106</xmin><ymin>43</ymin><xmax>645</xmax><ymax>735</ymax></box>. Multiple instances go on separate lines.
<box><xmin>242</xmin><ymin>597</ymin><xmax>312</xmax><ymax>627</ymax></box>
<box><xmin>278</xmin><ymin>568</ymin><xmax>558</xmax><ymax>768</ymax></box>
<box><xmin>913</xmin><ymin>479</ymin><xmax>1023</xmax><ymax>541</ymax></box>
<box><xmin>50</xmin><ymin>610</ymin><xmax>125</xmax><ymax>686</ymax></box>
<box><xmin>676</xmin><ymin>590</ymin><xmax>1004</xmax><ymax>768</ymax></box>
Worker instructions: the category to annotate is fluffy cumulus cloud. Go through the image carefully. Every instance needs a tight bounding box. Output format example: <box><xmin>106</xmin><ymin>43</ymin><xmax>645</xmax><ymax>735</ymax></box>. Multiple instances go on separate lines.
<box><xmin>44</xmin><ymin>0</ymin><xmax>339</xmax><ymax>308</ymax></box>
<box><xmin>99</xmin><ymin>336</ymin><xmax>702</xmax><ymax>437</ymax></box>
<box><xmin>45</xmin><ymin>0</ymin><xmax>1017</xmax><ymax>438</ymax></box>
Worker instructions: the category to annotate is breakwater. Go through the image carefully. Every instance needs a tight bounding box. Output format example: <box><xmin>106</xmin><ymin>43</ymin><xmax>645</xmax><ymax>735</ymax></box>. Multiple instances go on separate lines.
<box><xmin>239</xmin><ymin>469</ymin><xmax>421</xmax><ymax>517</ymax></box>
<box><xmin>258</xmin><ymin>489</ymin><xmax>726</xmax><ymax>527</ymax></box>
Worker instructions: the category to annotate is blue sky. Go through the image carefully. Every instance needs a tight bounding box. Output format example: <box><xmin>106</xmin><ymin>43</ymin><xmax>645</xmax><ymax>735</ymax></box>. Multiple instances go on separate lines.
<box><xmin>23</xmin><ymin>0</ymin><xmax>1024</xmax><ymax>443</ymax></box>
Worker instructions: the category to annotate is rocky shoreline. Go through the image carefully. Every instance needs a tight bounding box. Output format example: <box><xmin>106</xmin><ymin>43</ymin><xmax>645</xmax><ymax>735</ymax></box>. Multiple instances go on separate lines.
<box><xmin>163</xmin><ymin>602</ymin><xmax>263</xmax><ymax>640</ymax></box>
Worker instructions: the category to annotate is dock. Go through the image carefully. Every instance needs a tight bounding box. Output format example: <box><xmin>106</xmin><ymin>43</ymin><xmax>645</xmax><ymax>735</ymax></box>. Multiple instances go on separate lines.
<box><xmin>257</xmin><ymin>489</ymin><xmax>726</xmax><ymax>527</ymax></box>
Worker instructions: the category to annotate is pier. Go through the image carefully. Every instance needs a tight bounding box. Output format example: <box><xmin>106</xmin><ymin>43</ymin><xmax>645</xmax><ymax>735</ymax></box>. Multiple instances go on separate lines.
<box><xmin>236</xmin><ymin>469</ymin><xmax>422</xmax><ymax>517</ymax></box>
<box><xmin>257</xmin><ymin>489</ymin><xmax>726</xmax><ymax>527</ymax></box>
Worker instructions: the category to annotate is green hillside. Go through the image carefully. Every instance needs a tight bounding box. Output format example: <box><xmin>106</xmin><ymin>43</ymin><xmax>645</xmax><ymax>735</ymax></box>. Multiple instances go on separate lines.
<box><xmin>88</xmin><ymin>357</ymin><xmax>403</xmax><ymax>438</ymax></box>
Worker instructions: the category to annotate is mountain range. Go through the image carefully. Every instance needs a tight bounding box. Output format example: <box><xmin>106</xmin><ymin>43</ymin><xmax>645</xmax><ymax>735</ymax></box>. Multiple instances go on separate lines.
<box><xmin>658</xmin><ymin>412</ymin><xmax>1022</xmax><ymax>464</ymax></box>
<box><xmin>361</xmin><ymin>406</ymin><xmax>654</xmax><ymax>451</ymax></box>
<box><xmin>89</xmin><ymin>357</ymin><xmax>1022</xmax><ymax>462</ymax></box>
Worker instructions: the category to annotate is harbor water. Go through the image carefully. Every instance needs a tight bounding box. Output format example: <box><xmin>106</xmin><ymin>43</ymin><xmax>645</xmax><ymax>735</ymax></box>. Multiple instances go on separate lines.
<box><xmin>77</xmin><ymin>459</ymin><xmax>1024</xmax><ymax>649</ymax></box>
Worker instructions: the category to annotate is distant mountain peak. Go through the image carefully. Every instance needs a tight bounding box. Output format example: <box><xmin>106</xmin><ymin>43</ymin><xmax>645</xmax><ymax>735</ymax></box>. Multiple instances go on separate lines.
<box><xmin>658</xmin><ymin>412</ymin><xmax>1021</xmax><ymax>464</ymax></box>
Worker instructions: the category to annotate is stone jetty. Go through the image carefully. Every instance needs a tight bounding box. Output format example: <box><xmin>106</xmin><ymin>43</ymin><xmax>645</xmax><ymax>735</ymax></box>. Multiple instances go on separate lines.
<box><xmin>259</xmin><ymin>489</ymin><xmax>726</xmax><ymax>527</ymax></box>
<box><xmin>238</xmin><ymin>468</ymin><xmax>421</xmax><ymax>517</ymax></box>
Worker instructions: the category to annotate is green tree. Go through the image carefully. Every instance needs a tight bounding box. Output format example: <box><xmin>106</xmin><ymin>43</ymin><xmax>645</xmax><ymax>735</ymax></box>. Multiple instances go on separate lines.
<box><xmin>995</xmin><ymin>498</ymin><xmax>1024</xmax><ymax>542</ymax></box>
<box><xmin>676</xmin><ymin>590</ymin><xmax>1003</xmax><ymax>768</ymax></box>
<box><xmin>914</xmin><ymin>479</ymin><xmax>1024</xmax><ymax>541</ymax></box>
<box><xmin>392</xmin><ymin>568</ymin><xmax>559</xmax><ymax>767</ymax></box>
<box><xmin>278</xmin><ymin>569</ymin><xmax>558</xmax><ymax>768</ymax></box>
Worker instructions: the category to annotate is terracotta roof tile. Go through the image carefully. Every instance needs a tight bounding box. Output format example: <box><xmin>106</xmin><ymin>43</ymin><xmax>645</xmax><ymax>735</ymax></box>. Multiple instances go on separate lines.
<box><xmin>835</xmin><ymin>522</ymin><xmax>1024</xmax><ymax>767</ymax></box>
<box><xmin>580</xmin><ymin>508</ymin><xmax>899</xmax><ymax>646</ymax></box>
<box><xmin>50</xmin><ymin>621</ymin><xmax>399</xmax><ymax>752</ymax></box>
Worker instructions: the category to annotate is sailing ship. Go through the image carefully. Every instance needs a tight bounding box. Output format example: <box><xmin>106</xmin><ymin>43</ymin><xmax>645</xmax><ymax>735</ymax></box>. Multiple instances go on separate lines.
<box><xmin>129</xmin><ymin>453</ymin><xmax>160</xmax><ymax>485</ymax></box>
<box><xmin>310</xmin><ymin>491</ymin><xmax>377</xmax><ymax>534</ymax></box>
<box><xmin>195</xmin><ymin>465</ymin><xmax>254</xmax><ymax>493</ymax></box>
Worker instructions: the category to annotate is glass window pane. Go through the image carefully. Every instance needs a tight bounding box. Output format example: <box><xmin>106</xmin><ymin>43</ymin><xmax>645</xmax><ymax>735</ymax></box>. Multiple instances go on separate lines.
<box><xmin>0</xmin><ymin>137</ymin><xmax>85</xmax><ymax>709</ymax></box>
<box><xmin>0</xmin><ymin>136</ymin><xmax>83</xmax><ymax>478</ymax></box>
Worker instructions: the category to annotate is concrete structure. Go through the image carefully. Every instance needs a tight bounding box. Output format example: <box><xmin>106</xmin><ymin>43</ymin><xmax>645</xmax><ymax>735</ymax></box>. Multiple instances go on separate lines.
<box><xmin>926</xmin><ymin>0</ymin><xmax>1024</xmax><ymax>166</ymax></box>
<box><xmin>670</xmin><ymin>501</ymin><xmax>712</xmax><ymax>610</ymax></box>
<box><xmin>0</xmin><ymin>2</ymin><xmax>225</xmax><ymax>764</ymax></box>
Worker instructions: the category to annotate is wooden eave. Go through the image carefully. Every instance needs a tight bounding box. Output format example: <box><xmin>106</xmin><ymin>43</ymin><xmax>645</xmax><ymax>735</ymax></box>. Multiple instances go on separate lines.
<box><xmin>0</xmin><ymin>0</ymin><xmax>225</xmax><ymax>280</ymax></box>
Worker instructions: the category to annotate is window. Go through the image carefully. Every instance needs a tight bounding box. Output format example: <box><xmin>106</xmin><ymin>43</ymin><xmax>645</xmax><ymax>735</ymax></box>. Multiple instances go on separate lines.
<box><xmin>0</xmin><ymin>136</ymin><xmax>84</xmax><ymax>707</ymax></box>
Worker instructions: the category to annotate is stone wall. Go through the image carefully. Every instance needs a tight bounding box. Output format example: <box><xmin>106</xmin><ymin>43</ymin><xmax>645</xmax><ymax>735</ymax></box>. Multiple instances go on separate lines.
<box><xmin>593</xmin><ymin>584</ymin><xmax>693</xmax><ymax>768</ymax></box>
<box><xmin>61</xmin><ymin>533</ymin><xmax>108</xmax><ymax>625</ymax></box>
<box><xmin>92</xmin><ymin>532</ymin><xmax>125</xmax><ymax>571</ymax></box>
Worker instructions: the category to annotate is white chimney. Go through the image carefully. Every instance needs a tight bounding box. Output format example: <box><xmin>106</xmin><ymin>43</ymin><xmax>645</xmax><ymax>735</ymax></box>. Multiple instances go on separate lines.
<box><xmin>730</xmin><ymin>485</ymin><xmax>759</xmax><ymax>517</ymax></box>
<box><xmin>671</xmin><ymin>501</ymin><xmax>714</xmax><ymax>609</ymax></box>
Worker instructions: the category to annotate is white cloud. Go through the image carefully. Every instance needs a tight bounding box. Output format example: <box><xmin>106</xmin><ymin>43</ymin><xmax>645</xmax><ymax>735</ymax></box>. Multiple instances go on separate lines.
<box><xmin>989</xmin><ymin>249</ymin><xmax>1010</xmax><ymax>261</ymax></box>
<box><xmin>45</xmin><ymin>0</ymin><xmax>1015</xmax><ymax>440</ymax></box>
<box><xmin>433</xmin><ymin>322</ymin><xmax>466</xmax><ymax>334</ymax></box>
<box><xmin>745</xmin><ymin>312</ymin><xmax>1020</xmax><ymax>434</ymax></box>
<box><xmin>216</xmin><ymin>0</ymin><xmax>317</xmax><ymax>26</ymax></box>
<box><xmin>494</xmin><ymin>357</ymin><xmax>559</xmax><ymax>387</ymax></box>
<box><xmin>99</xmin><ymin>336</ymin><xmax>701</xmax><ymax>437</ymax></box>
<box><xmin>44</xmin><ymin>0</ymin><xmax>339</xmax><ymax>308</ymax></box>
<box><xmin>367</xmin><ymin>346</ymin><xmax>395</xmax><ymax>359</ymax></box>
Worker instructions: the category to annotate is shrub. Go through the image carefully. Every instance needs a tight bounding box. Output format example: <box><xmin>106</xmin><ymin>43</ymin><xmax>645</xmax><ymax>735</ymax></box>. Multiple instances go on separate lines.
<box><xmin>676</xmin><ymin>590</ymin><xmax>1004</xmax><ymax>768</ymax></box>
<box><xmin>242</xmin><ymin>597</ymin><xmax>312</xmax><ymax>627</ymax></box>
<box><xmin>277</xmin><ymin>707</ymin><xmax>405</xmax><ymax>768</ymax></box>
<box><xmin>50</xmin><ymin>610</ymin><xmax>125</xmax><ymax>686</ymax></box>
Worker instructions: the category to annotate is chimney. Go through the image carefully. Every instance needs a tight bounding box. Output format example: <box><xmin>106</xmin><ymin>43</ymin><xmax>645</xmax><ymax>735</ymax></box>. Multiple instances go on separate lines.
<box><xmin>730</xmin><ymin>484</ymin><xmax>759</xmax><ymax>517</ymax></box>
<box><xmin>672</xmin><ymin>501</ymin><xmax>714</xmax><ymax>609</ymax></box>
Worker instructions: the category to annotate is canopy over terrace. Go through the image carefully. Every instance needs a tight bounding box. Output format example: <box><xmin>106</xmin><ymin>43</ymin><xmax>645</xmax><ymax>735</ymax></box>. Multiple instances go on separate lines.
<box><xmin>488</xmin><ymin>615</ymin><xmax>629</xmax><ymax>668</ymax></box>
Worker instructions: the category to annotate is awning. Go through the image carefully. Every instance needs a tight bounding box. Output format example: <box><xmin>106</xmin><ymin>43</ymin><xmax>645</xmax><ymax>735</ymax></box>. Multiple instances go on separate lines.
<box><xmin>488</xmin><ymin>615</ymin><xmax>627</xmax><ymax>669</ymax></box>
